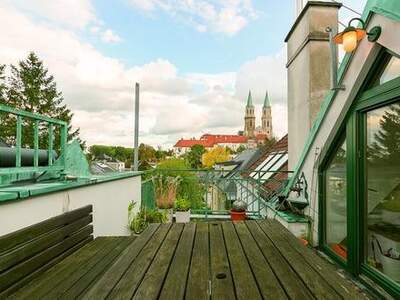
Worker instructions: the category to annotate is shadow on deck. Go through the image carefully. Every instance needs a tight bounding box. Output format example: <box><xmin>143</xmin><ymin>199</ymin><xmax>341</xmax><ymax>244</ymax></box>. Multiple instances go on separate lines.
<box><xmin>7</xmin><ymin>220</ymin><xmax>367</xmax><ymax>299</ymax></box>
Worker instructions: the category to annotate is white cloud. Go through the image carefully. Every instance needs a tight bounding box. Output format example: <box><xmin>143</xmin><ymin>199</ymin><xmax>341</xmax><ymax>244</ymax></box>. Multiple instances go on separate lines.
<box><xmin>0</xmin><ymin>1</ymin><xmax>287</xmax><ymax>149</ymax></box>
<box><xmin>101</xmin><ymin>29</ymin><xmax>123</xmax><ymax>43</ymax></box>
<box><xmin>10</xmin><ymin>0</ymin><xmax>96</xmax><ymax>29</ymax></box>
<box><xmin>127</xmin><ymin>0</ymin><xmax>258</xmax><ymax>35</ymax></box>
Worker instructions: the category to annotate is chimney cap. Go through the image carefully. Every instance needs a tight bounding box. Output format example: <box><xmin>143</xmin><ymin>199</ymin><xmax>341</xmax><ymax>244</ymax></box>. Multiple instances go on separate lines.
<box><xmin>284</xmin><ymin>1</ymin><xmax>342</xmax><ymax>43</ymax></box>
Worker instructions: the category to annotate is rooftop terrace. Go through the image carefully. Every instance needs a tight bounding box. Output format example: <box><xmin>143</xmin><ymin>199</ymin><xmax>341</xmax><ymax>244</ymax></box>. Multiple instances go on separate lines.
<box><xmin>3</xmin><ymin>218</ymin><xmax>368</xmax><ymax>299</ymax></box>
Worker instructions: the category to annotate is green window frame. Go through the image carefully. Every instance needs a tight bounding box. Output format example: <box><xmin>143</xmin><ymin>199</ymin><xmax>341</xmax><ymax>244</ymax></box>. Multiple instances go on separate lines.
<box><xmin>319</xmin><ymin>48</ymin><xmax>400</xmax><ymax>298</ymax></box>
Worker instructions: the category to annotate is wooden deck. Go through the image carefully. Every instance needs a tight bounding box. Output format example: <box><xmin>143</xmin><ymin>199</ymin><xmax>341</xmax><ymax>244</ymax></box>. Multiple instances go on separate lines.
<box><xmin>9</xmin><ymin>220</ymin><xmax>367</xmax><ymax>299</ymax></box>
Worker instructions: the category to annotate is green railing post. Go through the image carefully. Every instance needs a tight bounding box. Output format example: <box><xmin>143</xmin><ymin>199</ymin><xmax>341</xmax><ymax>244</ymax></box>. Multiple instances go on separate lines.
<box><xmin>16</xmin><ymin>116</ymin><xmax>22</xmax><ymax>167</ymax></box>
<box><xmin>48</xmin><ymin>123</ymin><xmax>53</xmax><ymax>166</ymax></box>
<box><xmin>60</xmin><ymin>123</ymin><xmax>67</xmax><ymax>168</ymax></box>
<box><xmin>34</xmin><ymin>120</ymin><xmax>39</xmax><ymax>167</ymax></box>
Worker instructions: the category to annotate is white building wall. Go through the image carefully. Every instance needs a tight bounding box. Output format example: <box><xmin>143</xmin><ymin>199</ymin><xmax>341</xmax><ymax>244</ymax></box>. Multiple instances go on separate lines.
<box><xmin>0</xmin><ymin>176</ymin><xmax>141</xmax><ymax>237</ymax></box>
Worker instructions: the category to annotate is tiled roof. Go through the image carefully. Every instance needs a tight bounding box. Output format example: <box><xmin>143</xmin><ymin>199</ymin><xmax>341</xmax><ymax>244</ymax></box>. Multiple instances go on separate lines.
<box><xmin>175</xmin><ymin>134</ymin><xmax>248</xmax><ymax>148</ymax></box>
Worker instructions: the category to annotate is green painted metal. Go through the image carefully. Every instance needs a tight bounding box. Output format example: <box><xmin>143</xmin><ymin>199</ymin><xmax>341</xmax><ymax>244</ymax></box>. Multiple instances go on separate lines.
<box><xmin>285</xmin><ymin>0</ymin><xmax>400</xmax><ymax>196</ymax></box>
<box><xmin>141</xmin><ymin>179</ymin><xmax>155</xmax><ymax>210</ymax></box>
<box><xmin>0</xmin><ymin>104</ymin><xmax>68</xmax><ymax>179</ymax></box>
<box><xmin>141</xmin><ymin>169</ymin><xmax>292</xmax><ymax>220</ymax></box>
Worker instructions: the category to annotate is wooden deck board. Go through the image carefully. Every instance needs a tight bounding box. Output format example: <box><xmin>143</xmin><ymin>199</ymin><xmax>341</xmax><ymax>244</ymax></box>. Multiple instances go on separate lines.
<box><xmin>106</xmin><ymin>224</ymin><xmax>172</xmax><ymax>299</ymax></box>
<box><xmin>221</xmin><ymin>221</ymin><xmax>262</xmax><ymax>300</ymax></box>
<box><xmin>185</xmin><ymin>222</ymin><xmax>210</xmax><ymax>300</ymax></box>
<box><xmin>6</xmin><ymin>220</ymin><xmax>368</xmax><ymax>300</ymax></box>
<box><xmin>159</xmin><ymin>223</ymin><xmax>196</xmax><ymax>300</ymax></box>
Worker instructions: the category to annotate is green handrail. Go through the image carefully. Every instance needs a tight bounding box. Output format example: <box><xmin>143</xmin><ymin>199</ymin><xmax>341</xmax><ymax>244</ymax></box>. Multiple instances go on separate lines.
<box><xmin>0</xmin><ymin>104</ymin><xmax>68</xmax><ymax>175</ymax></box>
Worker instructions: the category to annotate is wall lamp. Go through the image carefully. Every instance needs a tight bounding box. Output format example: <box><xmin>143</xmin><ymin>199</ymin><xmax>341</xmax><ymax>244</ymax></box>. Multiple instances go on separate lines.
<box><xmin>333</xmin><ymin>18</ymin><xmax>381</xmax><ymax>53</ymax></box>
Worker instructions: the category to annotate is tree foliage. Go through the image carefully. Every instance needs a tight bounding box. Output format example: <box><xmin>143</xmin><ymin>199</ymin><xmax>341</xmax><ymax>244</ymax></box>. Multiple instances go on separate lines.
<box><xmin>202</xmin><ymin>146</ymin><xmax>230</xmax><ymax>168</ymax></box>
<box><xmin>186</xmin><ymin>144</ymin><xmax>206</xmax><ymax>169</ymax></box>
<box><xmin>369</xmin><ymin>103</ymin><xmax>400</xmax><ymax>165</ymax></box>
<box><xmin>0</xmin><ymin>52</ymin><xmax>83</xmax><ymax>149</ymax></box>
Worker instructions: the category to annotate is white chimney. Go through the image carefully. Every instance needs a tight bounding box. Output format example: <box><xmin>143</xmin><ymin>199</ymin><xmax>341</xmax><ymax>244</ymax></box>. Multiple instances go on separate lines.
<box><xmin>285</xmin><ymin>1</ymin><xmax>341</xmax><ymax>171</ymax></box>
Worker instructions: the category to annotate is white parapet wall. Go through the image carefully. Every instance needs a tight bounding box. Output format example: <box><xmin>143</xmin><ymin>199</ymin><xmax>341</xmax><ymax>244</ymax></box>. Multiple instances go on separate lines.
<box><xmin>0</xmin><ymin>175</ymin><xmax>141</xmax><ymax>237</ymax></box>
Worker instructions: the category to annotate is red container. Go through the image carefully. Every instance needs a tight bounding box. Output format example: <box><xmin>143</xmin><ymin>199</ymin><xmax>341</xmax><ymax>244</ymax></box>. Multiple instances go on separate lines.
<box><xmin>230</xmin><ymin>210</ymin><xmax>246</xmax><ymax>221</ymax></box>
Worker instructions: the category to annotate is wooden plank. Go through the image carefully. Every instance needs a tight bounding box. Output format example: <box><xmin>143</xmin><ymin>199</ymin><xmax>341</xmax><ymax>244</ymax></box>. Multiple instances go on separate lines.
<box><xmin>159</xmin><ymin>223</ymin><xmax>196</xmax><ymax>300</ymax></box>
<box><xmin>0</xmin><ymin>214</ymin><xmax>92</xmax><ymax>272</ymax></box>
<box><xmin>209</xmin><ymin>222</ymin><xmax>235</xmax><ymax>300</ymax></box>
<box><xmin>8</xmin><ymin>237</ymin><xmax>108</xmax><ymax>299</ymax></box>
<box><xmin>82</xmin><ymin>223</ymin><xmax>160</xmax><ymax>299</ymax></box>
<box><xmin>0</xmin><ymin>205</ymin><xmax>92</xmax><ymax>253</ymax></box>
<box><xmin>132</xmin><ymin>223</ymin><xmax>184</xmax><ymax>300</ymax></box>
<box><xmin>0</xmin><ymin>236</ymin><xmax>92</xmax><ymax>299</ymax></box>
<box><xmin>245</xmin><ymin>221</ymin><xmax>312</xmax><ymax>299</ymax></box>
<box><xmin>59</xmin><ymin>237</ymin><xmax>134</xmax><ymax>299</ymax></box>
<box><xmin>186</xmin><ymin>222</ymin><xmax>210</xmax><ymax>300</ymax></box>
<box><xmin>36</xmin><ymin>237</ymin><xmax>125</xmax><ymax>299</ymax></box>
<box><xmin>266</xmin><ymin>219</ymin><xmax>364</xmax><ymax>300</ymax></box>
<box><xmin>0</xmin><ymin>225</ymin><xmax>92</xmax><ymax>292</ymax></box>
<box><xmin>221</xmin><ymin>222</ymin><xmax>261</xmax><ymax>300</ymax></box>
<box><xmin>233</xmin><ymin>222</ymin><xmax>287</xmax><ymax>299</ymax></box>
<box><xmin>257</xmin><ymin>220</ymin><xmax>341</xmax><ymax>300</ymax></box>
<box><xmin>105</xmin><ymin>225</ymin><xmax>171</xmax><ymax>299</ymax></box>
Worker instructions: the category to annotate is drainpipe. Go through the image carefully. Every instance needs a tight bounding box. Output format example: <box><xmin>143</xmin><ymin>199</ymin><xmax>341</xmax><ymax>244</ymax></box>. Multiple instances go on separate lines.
<box><xmin>133</xmin><ymin>83</ymin><xmax>140</xmax><ymax>171</ymax></box>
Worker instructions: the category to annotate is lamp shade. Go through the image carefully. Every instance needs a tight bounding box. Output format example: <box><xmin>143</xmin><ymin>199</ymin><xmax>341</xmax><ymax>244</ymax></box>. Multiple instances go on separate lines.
<box><xmin>333</xmin><ymin>27</ymin><xmax>366</xmax><ymax>53</ymax></box>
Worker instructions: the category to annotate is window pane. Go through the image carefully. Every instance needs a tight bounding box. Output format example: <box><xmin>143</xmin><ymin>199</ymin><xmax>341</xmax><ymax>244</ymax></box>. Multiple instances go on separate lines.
<box><xmin>380</xmin><ymin>56</ymin><xmax>400</xmax><ymax>85</ymax></box>
<box><xmin>325</xmin><ymin>139</ymin><xmax>347</xmax><ymax>260</ymax></box>
<box><xmin>366</xmin><ymin>101</ymin><xmax>400</xmax><ymax>283</ymax></box>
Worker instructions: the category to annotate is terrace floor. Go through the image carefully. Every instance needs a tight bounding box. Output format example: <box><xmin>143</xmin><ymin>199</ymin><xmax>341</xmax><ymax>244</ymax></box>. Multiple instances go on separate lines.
<box><xmin>10</xmin><ymin>220</ymin><xmax>368</xmax><ymax>299</ymax></box>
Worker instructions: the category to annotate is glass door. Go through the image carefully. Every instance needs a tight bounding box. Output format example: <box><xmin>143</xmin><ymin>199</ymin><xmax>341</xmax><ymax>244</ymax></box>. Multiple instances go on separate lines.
<box><xmin>364</xmin><ymin>100</ymin><xmax>400</xmax><ymax>285</ymax></box>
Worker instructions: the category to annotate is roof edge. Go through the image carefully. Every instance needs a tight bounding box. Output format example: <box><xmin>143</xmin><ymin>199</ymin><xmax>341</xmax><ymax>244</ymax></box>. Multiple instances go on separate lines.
<box><xmin>284</xmin><ymin>1</ymin><xmax>342</xmax><ymax>42</ymax></box>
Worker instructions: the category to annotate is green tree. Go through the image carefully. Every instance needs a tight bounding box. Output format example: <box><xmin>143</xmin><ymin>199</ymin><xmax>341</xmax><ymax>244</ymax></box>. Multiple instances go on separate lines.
<box><xmin>0</xmin><ymin>64</ymin><xmax>6</xmax><ymax>102</ymax></box>
<box><xmin>236</xmin><ymin>144</ymin><xmax>246</xmax><ymax>154</ymax></box>
<box><xmin>186</xmin><ymin>144</ymin><xmax>206</xmax><ymax>169</ymax></box>
<box><xmin>369</xmin><ymin>103</ymin><xmax>400</xmax><ymax>164</ymax></box>
<box><xmin>1</xmin><ymin>52</ymin><xmax>83</xmax><ymax>149</ymax></box>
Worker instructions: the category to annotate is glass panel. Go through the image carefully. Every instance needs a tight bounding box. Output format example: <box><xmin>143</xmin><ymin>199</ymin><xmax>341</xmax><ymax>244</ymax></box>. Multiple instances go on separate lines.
<box><xmin>372</xmin><ymin>55</ymin><xmax>400</xmax><ymax>87</ymax></box>
<box><xmin>366</xmin><ymin>101</ymin><xmax>400</xmax><ymax>284</ymax></box>
<box><xmin>325</xmin><ymin>139</ymin><xmax>347</xmax><ymax>260</ymax></box>
<box><xmin>380</xmin><ymin>56</ymin><xmax>400</xmax><ymax>85</ymax></box>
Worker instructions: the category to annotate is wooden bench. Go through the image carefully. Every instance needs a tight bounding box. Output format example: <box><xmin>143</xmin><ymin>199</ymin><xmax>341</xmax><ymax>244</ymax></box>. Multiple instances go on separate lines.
<box><xmin>0</xmin><ymin>205</ymin><xmax>93</xmax><ymax>297</ymax></box>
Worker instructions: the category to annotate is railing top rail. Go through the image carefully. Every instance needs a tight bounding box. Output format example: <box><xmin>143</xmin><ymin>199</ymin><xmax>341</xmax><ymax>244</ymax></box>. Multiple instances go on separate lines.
<box><xmin>0</xmin><ymin>104</ymin><xmax>67</xmax><ymax>126</ymax></box>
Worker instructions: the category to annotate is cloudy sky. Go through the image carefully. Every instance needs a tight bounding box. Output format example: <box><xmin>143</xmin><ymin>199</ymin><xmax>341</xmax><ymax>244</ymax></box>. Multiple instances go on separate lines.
<box><xmin>0</xmin><ymin>0</ymin><xmax>366</xmax><ymax>149</ymax></box>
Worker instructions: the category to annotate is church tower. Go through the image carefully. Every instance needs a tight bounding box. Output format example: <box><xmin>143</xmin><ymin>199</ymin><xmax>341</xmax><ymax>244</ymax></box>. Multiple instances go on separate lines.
<box><xmin>262</xmin><ymin>90</ymin><xmax>273</xmax><ymax>139</ymax></box>
<box><xmin>244</xmin><ymin>91</ymin><xmax>255</xmax><ymax>138</ymax></box>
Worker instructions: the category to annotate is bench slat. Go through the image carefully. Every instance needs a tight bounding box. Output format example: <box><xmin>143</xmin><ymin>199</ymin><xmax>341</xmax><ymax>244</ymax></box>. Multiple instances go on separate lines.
<box><xmin>0</xmin><ymin>205</ymin><xmax>93</xmax><ymax>253</ymax></box>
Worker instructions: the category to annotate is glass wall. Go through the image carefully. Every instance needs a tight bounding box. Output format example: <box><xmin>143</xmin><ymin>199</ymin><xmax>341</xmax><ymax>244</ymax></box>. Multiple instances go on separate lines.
<box><xmin>325</xmin><ymin>139</ymin><xmax>348</xmax><ymax>260</ymax></box>
<box><xmin>365</xmin><ymin>101</ymin><xmax>400</xmax><ymax>283</ymax></box>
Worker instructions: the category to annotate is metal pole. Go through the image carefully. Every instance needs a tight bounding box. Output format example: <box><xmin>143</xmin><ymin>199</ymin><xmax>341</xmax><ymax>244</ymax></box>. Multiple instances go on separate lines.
<box><xmin>326</xmin><ymin>26</ymin><xmax>345</xmax><ymax>91</ymax></box>
<box><xmin>133</xmin><ymin>82</ymin><xmax>140</xmax><ymax>171</ymax></box>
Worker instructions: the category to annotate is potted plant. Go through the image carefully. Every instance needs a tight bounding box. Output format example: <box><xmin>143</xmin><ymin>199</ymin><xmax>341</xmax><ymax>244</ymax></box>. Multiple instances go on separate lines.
<box><xmin>153</xmin><ymin>175</ymin><xmax>181</xmax><ymax>223</ymax></box>
<box><xmin>175</xmin><ymin>198</ymin><xmax>191</xmax><ymax>223</ymax></box>
<box><xmin>128</xmin><ymin>202</ymin><xmax>168</xmax><ymax>235</ymax></box>
<box><xmin>230</xmin><ymin>200</ymin><xmax>247</xmax><ymax>221</ymax></box>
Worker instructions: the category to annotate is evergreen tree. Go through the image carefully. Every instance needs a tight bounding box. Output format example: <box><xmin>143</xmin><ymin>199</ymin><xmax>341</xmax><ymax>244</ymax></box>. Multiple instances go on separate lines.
<box><xmin>1</xmin><ymin>52</ymin><xmax>83</xmax><ymax>149</ymax></box>
<box><xmin>369</xmin><ymin>103</ymin><xmax>400</xmax><ymax>165</ymax></box>
<box><xmin>186</xmin><ymin>144</ymin><xmax>206</xmax><ymax>169</ymax></box>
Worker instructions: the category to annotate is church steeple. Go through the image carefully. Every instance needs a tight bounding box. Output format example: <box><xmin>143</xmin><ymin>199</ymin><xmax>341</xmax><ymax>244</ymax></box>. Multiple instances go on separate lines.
<box><xmin>244</xmin><ymin>90</ymin><xmax>255</xmax><ymax>138</ymax></box>
<box><xmin>261</xmin><ymin>90</ymin><xmax>273</xmax><ymax>139</ymax></box>
<box><xmin>263</xmin><ymin>90</ymin><xmax>271</xmax><ymax>107</ymax></box>
<box><xmin>246</xmin><ymin>90</ymin><xmax>254</xmax><ymax>107</ymax></box>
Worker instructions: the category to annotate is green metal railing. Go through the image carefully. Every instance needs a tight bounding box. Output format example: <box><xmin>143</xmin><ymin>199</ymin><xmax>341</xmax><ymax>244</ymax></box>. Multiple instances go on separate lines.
<box><xmin>0</xmin><ymin>104</ymin><xmax>68</xmax><ymax>175</ymax></box>
<box><xmin>140</xmin><ymin>168</ymin><xmax>291</xmax><ymax>219</ymax></box>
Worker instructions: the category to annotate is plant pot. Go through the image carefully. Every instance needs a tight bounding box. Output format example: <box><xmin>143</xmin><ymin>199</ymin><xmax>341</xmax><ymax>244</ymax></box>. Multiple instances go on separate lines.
<box><xmin>230</xmin><ymin>210</ymin><xmax>246</xmax><ymax>221</ymax></box>
<box><xmin>158</xmin><ymin>208</ymin><xmax>173</xmax><ymax>223</ymax></box>
<box><xmin>175</xmin><ymin>210</ymin><xmax>191</xmax><ymax>223</ymax></box>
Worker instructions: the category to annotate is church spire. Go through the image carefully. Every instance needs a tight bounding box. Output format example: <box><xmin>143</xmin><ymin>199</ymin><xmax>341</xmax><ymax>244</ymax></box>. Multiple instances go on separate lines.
<box><xmin>263</xmin><ymin>90</ymin><xmax>271</xmax><ymax>107</ymax></box>
<box><xmin>246</xmin><ymin>90</ymin><xmax>254</xmax><ymax>107</ymax></box>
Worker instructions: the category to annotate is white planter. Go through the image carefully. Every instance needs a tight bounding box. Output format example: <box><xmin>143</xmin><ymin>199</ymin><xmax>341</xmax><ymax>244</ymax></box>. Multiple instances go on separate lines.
<box><xmin>158</xmin><ymin>208</ymin><xmax>173</xmax><ymax>223</ymax></box>
<box><xmin>175</xmin><ymin>210</ymin><xmax>191</xmax><ymax>223</ymax></box>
